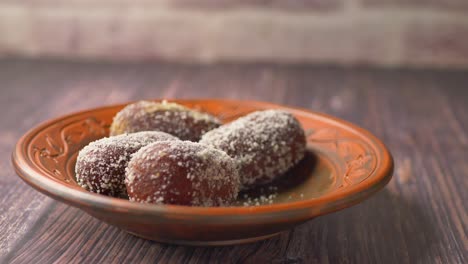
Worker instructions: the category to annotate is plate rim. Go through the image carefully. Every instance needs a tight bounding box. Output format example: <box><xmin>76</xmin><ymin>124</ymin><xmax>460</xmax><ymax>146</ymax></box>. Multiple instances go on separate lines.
<box><xmin>12</xmin><ymin>98</ymin><xmax>394</xmax><ymax>218</ymax></box>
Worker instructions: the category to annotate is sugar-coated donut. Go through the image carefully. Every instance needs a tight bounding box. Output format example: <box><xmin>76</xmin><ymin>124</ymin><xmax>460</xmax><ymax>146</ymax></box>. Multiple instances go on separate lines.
<box><xmin>75</xmin><ymin>131</ymin><xmax>179</xmax><ymax>197</ymax></box>
<box><xmin>200</xmin><ymin>110</ymin><xmax>306</xmax><ymax>189</ymax></box>
<box><xmin>126</xmin><ymin>141</ymin><xmax>239</xmax><ymax>206</ymax></box>
<box><xmin>110</xmin><ymin>100</ymin><xmax>221</xmax><ymax>141</ymax></box>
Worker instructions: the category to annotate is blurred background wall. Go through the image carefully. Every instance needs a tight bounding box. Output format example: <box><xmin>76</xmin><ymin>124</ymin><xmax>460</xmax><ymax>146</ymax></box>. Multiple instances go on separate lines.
<box><xmin>1</xmin><ymin>0</ymin><xmax>467</xmax><ymax>69</ymax></box>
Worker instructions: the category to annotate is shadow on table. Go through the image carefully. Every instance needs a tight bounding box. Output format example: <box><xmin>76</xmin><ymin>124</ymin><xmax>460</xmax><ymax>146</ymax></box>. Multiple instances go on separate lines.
<box><xmin>147</xmin><ymin>189</ymin><xmax>440</xmax><ymax>263</ymax></box>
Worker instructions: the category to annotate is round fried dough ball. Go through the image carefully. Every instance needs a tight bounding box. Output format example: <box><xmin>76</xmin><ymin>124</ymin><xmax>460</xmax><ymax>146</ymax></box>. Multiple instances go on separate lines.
<box><xmin>200</xmin><ymin>110</ymin><xmax>306</xmax><ymax>189</ymax></box>
<box><xmin>110</xmin><ymin>100</ymin><xmax>221</xmax><ymax>141</ymax></box>
<box><xmin>75</xmin><ymin>131</ymin><xmax>179</xmax><ymax>197</ymax></box>
<box><xmin>126</xmin><ymin>141</ymin><xmax>240</xmax><ymax>206</ymax></box>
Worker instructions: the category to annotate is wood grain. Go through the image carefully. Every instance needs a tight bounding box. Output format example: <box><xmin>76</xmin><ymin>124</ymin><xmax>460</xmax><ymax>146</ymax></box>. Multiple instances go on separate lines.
<box><xmin>0</xmin><ymin>59</ymin><xmax>466</xmax><ymax>264</ymax></box>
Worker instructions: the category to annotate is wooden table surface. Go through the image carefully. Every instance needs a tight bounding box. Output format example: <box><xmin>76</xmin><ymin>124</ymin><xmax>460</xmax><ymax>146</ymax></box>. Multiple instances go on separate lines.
<box><xmin>0</xmin><ymin>59</ymin><xmax>466</xmax><ymax>264</ymax></box>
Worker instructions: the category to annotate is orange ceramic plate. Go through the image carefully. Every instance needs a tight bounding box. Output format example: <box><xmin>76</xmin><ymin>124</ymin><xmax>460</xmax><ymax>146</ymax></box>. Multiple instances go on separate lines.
<box><xmin>12</xmin><ymin>99</ymin><xmax>393</xmax><ymax>246</ymax></box>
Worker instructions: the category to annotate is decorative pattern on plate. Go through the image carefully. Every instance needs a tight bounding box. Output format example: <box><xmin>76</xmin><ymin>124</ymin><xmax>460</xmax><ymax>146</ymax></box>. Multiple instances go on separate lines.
<box><xmin>307</xmin><ymin>128</ymin><xmax>377</xmax><ymax>187</ymax></box>
<box><xmin>31</xmin><ymin>117</ymin><xmax>109</xmax><ymax>182</ymax></box>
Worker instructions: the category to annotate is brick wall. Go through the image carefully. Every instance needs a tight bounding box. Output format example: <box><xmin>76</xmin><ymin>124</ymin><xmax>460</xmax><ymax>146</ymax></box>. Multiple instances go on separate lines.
<box><xmin>1</xmin><ymin>0</ymin><xmax>467</xmax><ymax>68</ymax></box>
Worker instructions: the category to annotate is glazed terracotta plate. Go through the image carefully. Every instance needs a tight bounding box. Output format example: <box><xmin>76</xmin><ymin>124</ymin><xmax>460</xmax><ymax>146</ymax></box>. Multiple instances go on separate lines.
<box><xmin>12</xmin><ymin>99</ymin><xmax>393</xmax><ymax>246</ymax></box>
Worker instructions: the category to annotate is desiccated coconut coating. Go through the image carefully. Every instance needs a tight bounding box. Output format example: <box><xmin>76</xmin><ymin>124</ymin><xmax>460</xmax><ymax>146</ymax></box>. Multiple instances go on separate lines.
<box><xmin>200</xmin><ymin>110</ymin><xmax>306</xmax><ymax>190</ymax></box>
<box><xmin>110</xmin><ymin>100</ymin><xmax>221</xmax><ymax>141</ymax></box>
<box><xmin>75</xmin><ymin>131</ymin><xmax>179</xmax><ymax>197</ymax></box>
<box><xmin>126</xmin><ymin>141</ymin><xmax>240</xmax><ymax>207</ymax></box>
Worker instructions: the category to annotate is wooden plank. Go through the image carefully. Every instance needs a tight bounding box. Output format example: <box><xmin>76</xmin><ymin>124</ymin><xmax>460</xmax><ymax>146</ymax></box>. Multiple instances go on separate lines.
<box><xmin>0</xmin><ymin>59</ymin><xmax>466</xmax><ymax>263</ymax></box>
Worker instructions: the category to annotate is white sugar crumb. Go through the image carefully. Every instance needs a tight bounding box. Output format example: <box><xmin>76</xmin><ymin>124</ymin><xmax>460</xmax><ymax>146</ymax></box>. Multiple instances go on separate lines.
<box><xmin>126</xmin><ymin>141</ymin><xmax>240</xmax><ymax>207</ymax></box>
<box><xmin>110</xmin><ymin>100</ymin><xmax>221</xmax><ymax>140</ymax></box>
<box><xmin>200</xmin><ymin>109</ymin><xmax>306</xmax><ymax>189</ymax></box>
<box><xmin>153</xmin><ymin>100</ymin><xmax>219</xmax><ymax>123</ymax></box>
<box><xmin>239</xmin><ymin>185</ymin><xmax>279</xmax><ymax>206</ymax></box>
<box><xmin>75</xmin><ymin>131</ymin><xmax>178</xmax><ymax>197</ymax></box>
<box><xmin>150</xmin><ymin>173</ymin><xmax>160</xmax><ymax>179</ymax></box>
<box><xmin>242</xmin><ymin>193</ymin><xmax>278</xmax><ymax>206</ymax></box>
